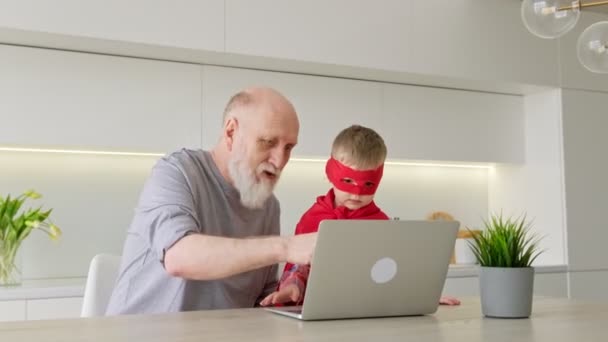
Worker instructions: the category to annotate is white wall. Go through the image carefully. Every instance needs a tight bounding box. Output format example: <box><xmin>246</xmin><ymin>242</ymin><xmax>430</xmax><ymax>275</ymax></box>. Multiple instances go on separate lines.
<box><xmin>0</xmin><ymin>0</ymin><xmax>225</xmax><ymax>52</ymax></box>
<box><xmin>225</xmin><ymin>0</ymin><xmax>559</xmax><ymax>87</ymax></box>
<box><xmin>561</xmin><ymin>89</ymin><xmax>608</xmax><ymax>300</ymax></box>
<box><xmin>202</xmin><ymin>66</ymin><xmax>525</xmax><ymax>163</ymax></box>
<box><xmin>1</xmin><ymin>152</ymin><xmax>156</xmax><ymax>279</ymax></box>
<box><xmin>0</xmin><ymin>45</ymin><xmax>202</xmax><ymax>152</ymax></box>
<box><xmin>568</xmin><ymin>271</ymin><xmax>608</xmax><ymax>300</ymax></box>
<box><xmin>381</xmin><ymin>84</ymin><xmax>524</xmax><ymax>163</ymax></box>
<box><xmin>488</xmin><ymin>90</ymin><xmax>567</xmax><ymax>265</ymax></box>
<box><xmin>0</xmin><ymin>0</ymin><xmax>560</xmax><ymax>92</ymax></box>
<box><xmin>201</xmin><ymin>66</ymin><xmax>384</xmax><ymax>157</ymax></box>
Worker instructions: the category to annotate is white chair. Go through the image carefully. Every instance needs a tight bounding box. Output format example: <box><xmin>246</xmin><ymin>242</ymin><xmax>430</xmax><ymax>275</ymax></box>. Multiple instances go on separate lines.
<box><xmin>81</xmin><ymin>253</ymin><xmax>121</xmax><ymax>317</ymax></box>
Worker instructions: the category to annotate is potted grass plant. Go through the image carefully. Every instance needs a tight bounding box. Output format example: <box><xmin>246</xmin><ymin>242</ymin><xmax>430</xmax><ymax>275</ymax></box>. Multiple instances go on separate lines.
<box><xmin>0</xmin><ymin>190</ymin><xmax>61</xmax><ymax>286</ymax></box>
<box><xmin>468</xmin><ymin>213</ymin><xmax>543</xmax><ymax>318</ymax></box>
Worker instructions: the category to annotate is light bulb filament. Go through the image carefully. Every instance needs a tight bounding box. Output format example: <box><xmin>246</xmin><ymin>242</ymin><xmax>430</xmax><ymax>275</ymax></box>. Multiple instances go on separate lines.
<box><xmin>588</xmin><ymin>40</ymin><xmax>608</xmax><ymax>54</ymax></box>
<box><xmin>537</xmin><ymin>2</ymin><xmax>556</xmax><ymax>15</ymax></box>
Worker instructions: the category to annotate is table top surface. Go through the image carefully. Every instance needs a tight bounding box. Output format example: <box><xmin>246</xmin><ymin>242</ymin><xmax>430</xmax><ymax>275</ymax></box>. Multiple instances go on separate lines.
<box><xmin>1</xmin><ymin>296</ymin><xmax>607</xmax><ymax>341</ymax></box>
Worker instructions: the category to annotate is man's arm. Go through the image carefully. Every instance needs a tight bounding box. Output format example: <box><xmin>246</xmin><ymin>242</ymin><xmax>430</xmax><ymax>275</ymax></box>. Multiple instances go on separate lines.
<box><xmin>164</xmin><ymin>232</ymin><xmax>316</xmax><ymax>280</ymax></box>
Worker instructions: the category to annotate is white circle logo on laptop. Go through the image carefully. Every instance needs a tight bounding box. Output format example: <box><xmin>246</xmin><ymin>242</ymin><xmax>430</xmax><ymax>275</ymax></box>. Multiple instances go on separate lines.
<box><xmin>370</xmin><ymin>257</ymin><xmax>397</xmax><ymax>284</ymax></box>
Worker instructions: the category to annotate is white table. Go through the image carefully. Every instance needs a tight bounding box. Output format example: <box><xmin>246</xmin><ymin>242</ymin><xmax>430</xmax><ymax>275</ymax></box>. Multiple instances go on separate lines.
<box><xmin>0</xmin><ymin>297</ymin><xmax>606</xmax><ymax>341</ymax></box>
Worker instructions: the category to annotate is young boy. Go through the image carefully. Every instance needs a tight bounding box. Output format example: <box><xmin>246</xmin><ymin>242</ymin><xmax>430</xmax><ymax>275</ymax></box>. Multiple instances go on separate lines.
<box><xmin>260</xmin><ymin>125</ymin><xmax>460</xmax><ymax>307</ymax></box>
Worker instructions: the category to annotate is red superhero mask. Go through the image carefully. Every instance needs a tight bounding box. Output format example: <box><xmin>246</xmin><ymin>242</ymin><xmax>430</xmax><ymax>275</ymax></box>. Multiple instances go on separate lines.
<box><xmin>325</xmin><ymin>157</ymin><xmax>384</xmax><ymax>195</ymax></box>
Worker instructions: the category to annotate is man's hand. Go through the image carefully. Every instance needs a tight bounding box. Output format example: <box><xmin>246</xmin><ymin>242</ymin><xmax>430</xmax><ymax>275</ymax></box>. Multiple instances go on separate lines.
<box><xmin>260</xmin><ymin>284</ymin><xmax>302</xmax><ymax>306</ymax></box>
<box><xmin>285</xmin><ymin>232</ymin><xmax>317</xmax><ymax>265</ymax></box>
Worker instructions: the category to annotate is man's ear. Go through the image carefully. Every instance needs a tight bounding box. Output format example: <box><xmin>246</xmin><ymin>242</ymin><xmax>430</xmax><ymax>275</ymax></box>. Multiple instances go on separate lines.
<box><xmin>224</xmin><ymin>117</ymin><xmax>238</xmax><ymax>152</ymax></box>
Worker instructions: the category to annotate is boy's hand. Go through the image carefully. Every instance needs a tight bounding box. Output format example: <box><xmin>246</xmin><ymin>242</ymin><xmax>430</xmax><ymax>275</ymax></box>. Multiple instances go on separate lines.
<box><xmin>260</xmin><ymin>284</ymin><xmax>302</xmax><ymax>306</ymax></box>
<box><xmin>439</xmin><ymin>296</ymin><xmax>461</xmax><ymax>305</ymax></box>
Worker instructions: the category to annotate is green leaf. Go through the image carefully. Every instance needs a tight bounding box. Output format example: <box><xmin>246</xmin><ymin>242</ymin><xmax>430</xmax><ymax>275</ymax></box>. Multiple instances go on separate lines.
<box><xmin>468</xmin><ymin>212</ymin><xmax>544</xmax><ymax>268</ymax></box>
<box><xmin>0</xmin><ymin>197</ymin><xmax>8</xmax><ymax>221</ymax></box>
<box><xmin>0</xmin><ymin>190</ymin><xmax>61</xmax><ymax>248</ymax></box>
<box><xmin>5</xmin><ymin>196</ymin><xmax>25</xmax><ymax>219</ymax></box>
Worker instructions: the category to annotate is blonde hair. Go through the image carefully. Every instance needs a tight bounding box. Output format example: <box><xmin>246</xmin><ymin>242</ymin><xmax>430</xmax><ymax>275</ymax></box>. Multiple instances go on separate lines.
<box><xmin>426</xmin><ymin>211</ymin><xmax>455</xmax><ymax>221</ymax></box>
<box><xmin>331</xmin><ymin>125</ymin><xmax>387</xmax><ymax>169</ymax></box>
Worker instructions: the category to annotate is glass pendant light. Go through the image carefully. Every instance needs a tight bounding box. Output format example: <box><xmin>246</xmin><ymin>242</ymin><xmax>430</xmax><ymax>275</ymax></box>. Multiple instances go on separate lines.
<box><xmin>521</xmin><ymin>0</ymin><xmax>608</xmax><ymax>73</ymax></box>
<box><xmin>577</xmin><ymin>21</ymin><xmax>608</xmax><ymax>73</ymax></box>
<box><xmin>521</xmin><ymin>0</ymin><xmax>581</xmax><ymax>39</ymax></box>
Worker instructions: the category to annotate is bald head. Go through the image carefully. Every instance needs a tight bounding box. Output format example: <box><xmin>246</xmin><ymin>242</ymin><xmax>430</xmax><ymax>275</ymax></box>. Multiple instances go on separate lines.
<box><xmin>222</xmin><ymin>87</ymin><xmax>297</xmax><ymax>126</ymax></box>
<box><xmin>213</xmin><ymin>87</ymin><xmax>300</xmax><ymax>193</ymax></box>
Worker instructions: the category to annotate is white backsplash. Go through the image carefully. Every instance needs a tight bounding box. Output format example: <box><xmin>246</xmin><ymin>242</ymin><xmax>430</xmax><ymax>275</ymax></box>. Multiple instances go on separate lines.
<box><xmin>3</xmin><ymin>153</ymin><xmax>489</xmax><ymax>279</ymax></box>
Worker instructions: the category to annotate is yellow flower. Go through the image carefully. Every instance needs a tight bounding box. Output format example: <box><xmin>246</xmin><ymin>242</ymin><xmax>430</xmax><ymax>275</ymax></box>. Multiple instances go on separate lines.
<box><xmin>24</xmin><ymin>189</ymin><xmax>42</xmax><ymax>199</ymax></box>
<box><xmin>49</xmin><ymin>224</ymin><xmax>62</xmax><ymax>240</ymax></box>
<box><xmin>25</xmin><ymin>220</ymin><xmax>41</xmax><ymax>228</ymax></box>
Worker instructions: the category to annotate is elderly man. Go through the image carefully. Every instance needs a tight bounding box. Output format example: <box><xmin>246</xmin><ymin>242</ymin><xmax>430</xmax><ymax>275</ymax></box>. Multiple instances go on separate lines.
<box><xmin>106</xmin><ymin>87</ymin><xmax>317</xmax><ymax>315</ymax></box>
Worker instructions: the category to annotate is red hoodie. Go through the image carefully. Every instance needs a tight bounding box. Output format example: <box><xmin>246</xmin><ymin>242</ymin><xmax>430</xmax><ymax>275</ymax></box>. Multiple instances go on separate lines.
<box><xmin>277</xmin><ymin>189</ymin><xmax>389</xmax><ymax>303</ymax></box>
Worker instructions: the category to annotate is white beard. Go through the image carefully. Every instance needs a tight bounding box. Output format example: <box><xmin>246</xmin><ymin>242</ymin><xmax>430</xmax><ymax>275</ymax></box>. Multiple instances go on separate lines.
<box><xmin>228</xmin><ymin>150</ymin><xmax>280</xmax><ymax>209</ymax></box>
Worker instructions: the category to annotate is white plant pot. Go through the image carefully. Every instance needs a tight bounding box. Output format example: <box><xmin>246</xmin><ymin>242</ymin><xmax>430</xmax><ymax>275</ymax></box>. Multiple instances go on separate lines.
<box><xmin>479</xmin><ymin>266</ymin><xmax>535</xmax><ymax>318</ymax></box>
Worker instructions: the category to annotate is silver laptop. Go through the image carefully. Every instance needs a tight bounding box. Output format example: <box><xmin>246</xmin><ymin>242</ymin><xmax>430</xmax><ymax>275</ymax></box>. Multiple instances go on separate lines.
<box><xmin>265</xmin><ymin>219</ymin><xmax>459</xmax><ymax>320</ymax></box>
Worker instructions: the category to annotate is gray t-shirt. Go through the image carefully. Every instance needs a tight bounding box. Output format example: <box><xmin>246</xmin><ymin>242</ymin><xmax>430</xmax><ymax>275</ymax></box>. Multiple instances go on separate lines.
<box><xmin>105</xmin><ymin>149</ymin><xmax>280</xmax><ymax>315</ymax></box>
